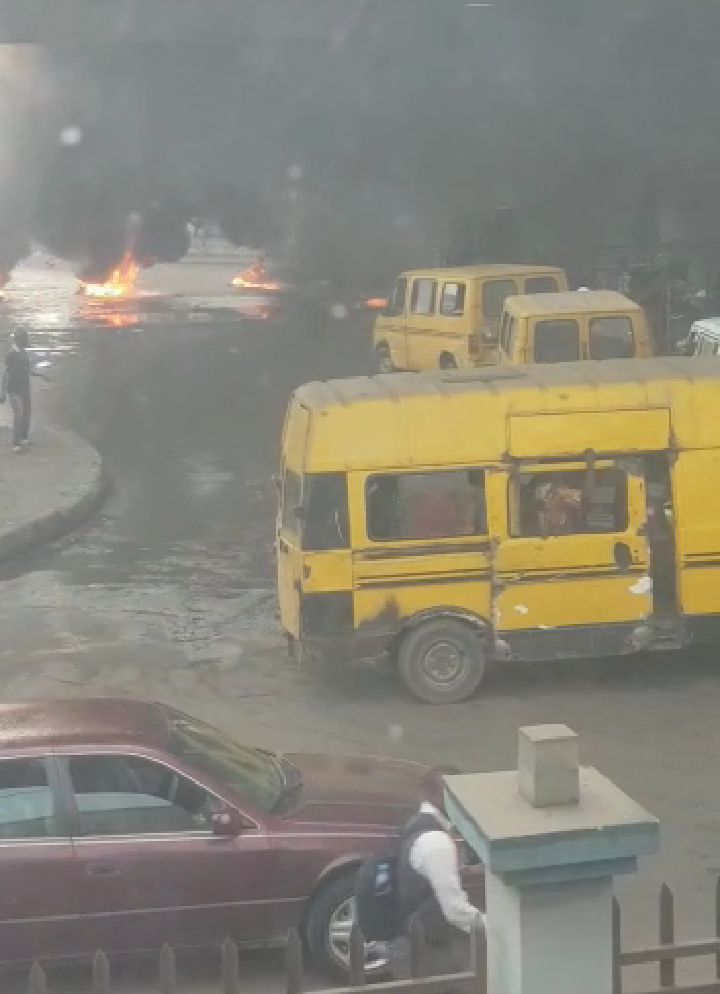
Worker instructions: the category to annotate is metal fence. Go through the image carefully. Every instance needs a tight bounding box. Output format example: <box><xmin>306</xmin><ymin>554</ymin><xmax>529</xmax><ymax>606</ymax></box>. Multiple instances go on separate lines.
<box><xmin>615</xmin><ymin>882</ymin><xmax>720</xmax><ymax>994</ymax></box>
<box><xmin>24</xmin><ymin>881</ymin><xmax>720</xmax><ymax>994</ymax></box>
<box><xmin>25</xmin><ymin>916</ymin><xmax>487</xmax><ymax>994</ymax></box>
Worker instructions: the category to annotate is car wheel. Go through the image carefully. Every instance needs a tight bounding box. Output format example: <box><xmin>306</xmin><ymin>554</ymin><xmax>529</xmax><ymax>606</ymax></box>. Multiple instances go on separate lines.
<box><xmin>439</xmin><ymin>352</ymin><xmax>458</xmax><ymax>370</ymax></box>
<box><xmin>398</xmin><ymin>619</ymin><xmax>486</xmax><ymax>704</ymax></box>
<box><xmin>306</xmin><ymin>872</ymin><xmax>391</xmax><ymax>981</ymax></box>
<box><xmin>375</xmin><ymin>343</ymin><xmax>394</xmax><ymax>374</ymax></box>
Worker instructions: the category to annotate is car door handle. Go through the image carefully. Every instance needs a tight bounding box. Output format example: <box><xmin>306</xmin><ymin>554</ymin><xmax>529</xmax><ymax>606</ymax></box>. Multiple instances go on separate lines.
<box><xmin>85</xmin><ymin>863</ymin><xmax>122</xmax><ymax>878</ymax></box>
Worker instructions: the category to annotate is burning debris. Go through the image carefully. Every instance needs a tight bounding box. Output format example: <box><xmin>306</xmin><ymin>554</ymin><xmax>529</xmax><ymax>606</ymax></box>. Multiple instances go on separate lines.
<box><xmin>78</xmin><ymin>250</ymin><xmax>138</xmax><ymax>298</ymax></box>
<box><xmin>76</xmin><ymin>213</ymin><xmax>141</xmax><ymax>297</ymax></box>
<box><xmin>231</xmin><ymin>258</ymin><xmax>287</xmax><ymax>292</ymax></box>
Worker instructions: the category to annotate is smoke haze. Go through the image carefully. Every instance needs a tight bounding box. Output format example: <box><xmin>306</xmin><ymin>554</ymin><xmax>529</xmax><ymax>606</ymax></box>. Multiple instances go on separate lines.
<box><xmin>1</xmin><ymin>0</ymin><xmax>720</xmax><ymax>282</ymax></box>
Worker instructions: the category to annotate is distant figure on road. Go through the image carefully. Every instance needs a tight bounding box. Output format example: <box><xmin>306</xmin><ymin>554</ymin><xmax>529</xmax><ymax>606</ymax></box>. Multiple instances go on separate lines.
<box><xmin>2</xmin><ymin>330</ymin><xmax>36</xmax><ymax>453</ymax></box>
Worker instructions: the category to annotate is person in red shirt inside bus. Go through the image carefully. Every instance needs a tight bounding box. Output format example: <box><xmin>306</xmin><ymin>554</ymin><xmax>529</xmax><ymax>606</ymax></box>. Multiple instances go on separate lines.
<box><xmin>405</xmin><ymin>474</ymin><xmax>480</xmax><ymax>539</ymax></box>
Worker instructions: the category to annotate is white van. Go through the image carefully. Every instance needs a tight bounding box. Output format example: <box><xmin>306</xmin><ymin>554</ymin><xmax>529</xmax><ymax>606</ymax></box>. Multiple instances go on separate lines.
<box><xmin>677</xmin><ymin>317</ymin><xmax>720</xmax><ymax>356</ymax></box>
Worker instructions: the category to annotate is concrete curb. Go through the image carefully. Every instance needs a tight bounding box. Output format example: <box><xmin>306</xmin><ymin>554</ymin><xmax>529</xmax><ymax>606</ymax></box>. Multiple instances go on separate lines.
<box><xmin>0</xmin><ymin>433</ymin><xmax>110</xmax><ymax>564</ymax></box>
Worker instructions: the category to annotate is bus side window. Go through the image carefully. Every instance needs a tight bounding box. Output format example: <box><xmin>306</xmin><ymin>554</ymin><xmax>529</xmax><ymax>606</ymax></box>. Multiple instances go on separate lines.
<box><xmin>509</xmin><ymin>468</ymin><xmax>627</xmax><ymax>537</ymax></box>
<box><xmin>366</xmin><ymin>470</ymin><xmax>486</xmax><ymax>541</ymax></box>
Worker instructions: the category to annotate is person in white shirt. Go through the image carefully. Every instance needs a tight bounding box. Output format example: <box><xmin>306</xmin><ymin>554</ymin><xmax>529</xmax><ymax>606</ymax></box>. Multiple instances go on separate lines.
<box><xmin>392</xmin><ymin>768</ymin><xmax>485</xmax><ymax>980</ymax></box>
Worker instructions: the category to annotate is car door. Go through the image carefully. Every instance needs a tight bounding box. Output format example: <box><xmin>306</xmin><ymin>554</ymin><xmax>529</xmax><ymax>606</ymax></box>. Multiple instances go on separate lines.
<box><xmin>480</xmin><ymin>277</ymin><xmax>518</xmax><ymax>346</ymax></box>
<box><xmin>405</xmin><ymin>277</ymin><xmax>440</xmax><ymax>369</ymax></box>
<box><xmin>62</xmin><ymin>751</ymin><xmax>280</xmax><ymax>954</ymax></box>
<box><xmin>0</xmin><ymin>754</ymin><xmax>78</xmax><ymax>966</ymax></box>
<box><xmin>377</xmin><ymin>277</ymin><xmax>409</xmax><ymax>369</ymax></box>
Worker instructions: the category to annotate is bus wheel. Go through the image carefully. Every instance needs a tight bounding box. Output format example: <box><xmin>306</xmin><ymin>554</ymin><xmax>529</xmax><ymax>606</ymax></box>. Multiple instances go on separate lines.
<box><xmin>439</xmin><ymin>352</ymin><xmax>457</xmax><ymax>370</ymax></box>
<box><xmin>398</xmin><ymin>619</ymin><xmax>486</xmax><ymax>704</ymax></box>
<box><xmin>375</xmin><ymin>343</ymin><xmax>394</xmax><ymax>373</ymax></box>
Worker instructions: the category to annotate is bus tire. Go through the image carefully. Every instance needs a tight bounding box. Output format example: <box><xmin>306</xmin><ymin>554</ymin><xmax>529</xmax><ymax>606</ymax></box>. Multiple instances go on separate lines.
<box><xmin>439</xmin><ymin>352</ymin><xmax>457</xmax><ymax>370</ymax></box>
<box><xmin>398</xmin><ymin>619</ymin><xmax>486</xmax><ymax>704</ymax></box>
<box><xmin>375</xmin><ymin>343</ymin><xmax>394</xmax><ymax>373</ymax></box>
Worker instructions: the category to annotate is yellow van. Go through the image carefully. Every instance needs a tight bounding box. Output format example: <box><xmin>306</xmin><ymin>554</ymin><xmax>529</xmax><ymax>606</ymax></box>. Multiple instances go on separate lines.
<box><xmin>372</xmin><ymin>265</ymin><xmax>567</xmax><ymax>372</ymax></box>
<box><xmin>277</xmin><ymin>357</ymin><xmax>720</xmax><ymax>703</ymax></box>
<box><xmin>498</xmin><ymin>290</ymin><xmax>654</xmax><ymax>365</ymax></box>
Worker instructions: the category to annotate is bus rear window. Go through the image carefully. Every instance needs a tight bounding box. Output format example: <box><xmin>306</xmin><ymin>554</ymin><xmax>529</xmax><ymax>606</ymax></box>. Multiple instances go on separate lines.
<box><xmin>533</xmin><ymin>319</ymin><xmax>580</xmax><ymax>363</ymax></box>
<box><xmin>589</xmin><ymin>316</ymin><xmax>635</xmax><ymax>359</ymax></box>
<box><xmin>302</xmin><ymin>473</ymin><xmax>350</xmax><ymax>551</ymax></box>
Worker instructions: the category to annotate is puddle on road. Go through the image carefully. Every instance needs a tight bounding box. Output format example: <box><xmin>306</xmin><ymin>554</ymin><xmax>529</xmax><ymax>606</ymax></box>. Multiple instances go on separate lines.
<box><xmin>2</xmin><ymin>263</ymin><xmax>286</xmax><ymax>351</ymax></box>
<box><xmin>0</xmin><ymin>262</ymin><xmax>285</xmax><ymax>660</ymax></box>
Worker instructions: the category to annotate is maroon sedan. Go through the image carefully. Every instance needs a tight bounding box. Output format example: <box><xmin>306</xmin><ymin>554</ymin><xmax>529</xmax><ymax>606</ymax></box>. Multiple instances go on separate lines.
<box><xmin>0</xmin><ymin>698</ymin><xmax>482</xmax><ymax>977</ymax></box>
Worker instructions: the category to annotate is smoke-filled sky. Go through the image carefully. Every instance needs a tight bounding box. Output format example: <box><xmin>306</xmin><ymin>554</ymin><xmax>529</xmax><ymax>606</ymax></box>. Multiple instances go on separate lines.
<box><xmin>2</xmin><ymin>0</ymin><xmax>720</xmax><ymax>283</ymax></box>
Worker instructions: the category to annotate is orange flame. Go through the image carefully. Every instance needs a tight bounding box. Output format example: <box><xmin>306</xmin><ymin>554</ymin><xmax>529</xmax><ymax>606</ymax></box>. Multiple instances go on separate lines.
<box><xmin>231</xmin><ymin>262</ymin><xmax>285</xmax><ymax>292</ymax></box>
<box><xmin>80</xmin><ymin>252</ymin><xmax>138</xmax><ymax>298</ymax></box>
<box><xmin>364</xmin><ymin>297</ymin><xmax>388</xmax><ymax>309</ymax></box>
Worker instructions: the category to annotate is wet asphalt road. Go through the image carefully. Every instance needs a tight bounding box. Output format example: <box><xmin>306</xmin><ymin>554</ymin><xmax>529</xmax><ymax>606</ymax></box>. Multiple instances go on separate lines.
<box><xmin>3</xmin><ymin>259</ymin><xmax>720</xmax><ymax>990</ymax></box>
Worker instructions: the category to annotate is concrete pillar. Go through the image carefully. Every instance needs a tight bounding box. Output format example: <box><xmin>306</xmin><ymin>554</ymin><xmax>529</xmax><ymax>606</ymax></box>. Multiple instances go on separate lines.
<box><xmin>445</xmin><ymin>725</ymin><xmax>660</xmax><ymax>994</ymax></box>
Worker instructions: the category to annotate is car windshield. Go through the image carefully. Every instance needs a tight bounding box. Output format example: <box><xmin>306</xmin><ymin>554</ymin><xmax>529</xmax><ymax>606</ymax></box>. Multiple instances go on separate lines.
<box><xmin>164</xmin><ymin>708</ymin><xmax>284</xmax><ymax>813</ymax></box>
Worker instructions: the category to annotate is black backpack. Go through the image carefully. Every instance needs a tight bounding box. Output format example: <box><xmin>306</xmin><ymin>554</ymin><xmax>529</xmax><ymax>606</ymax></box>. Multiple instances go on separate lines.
<box><xmin>354</xmin><ymin>851</ymin><xmax>402</xmax><ymax>942</ymax></box>
<box><xmin>355</xmin><ymin>812</ymin><xmax>441</xmax><ymax>943</ymax></box>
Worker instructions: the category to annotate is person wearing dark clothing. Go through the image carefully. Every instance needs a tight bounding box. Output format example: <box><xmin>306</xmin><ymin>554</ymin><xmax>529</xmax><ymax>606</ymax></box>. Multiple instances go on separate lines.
<box><xmin>3</xmin><ymin>330</ymin><xmax>33</xmax><ymax>451</ymax></box>
<box><xmin>392</xmin><ymin>769</ymin><xmax>484</xmax><ymax>982</ymax></box>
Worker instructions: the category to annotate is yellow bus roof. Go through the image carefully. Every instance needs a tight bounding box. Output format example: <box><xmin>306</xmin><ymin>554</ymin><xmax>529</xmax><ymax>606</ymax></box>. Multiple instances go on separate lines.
<box><xmin>504</xmin><ymin>290</ymin><xmax>641</xmax><ymax>318</ymax></box>
<box><xmin>399</xmin><ymin>264</ymin><xmax>565</xmax><ymax>281</ymax></box>
<box><xmin>290</xmin><ymin>358</ymin><xmax>720</xmax><ymax>472</ymax></box>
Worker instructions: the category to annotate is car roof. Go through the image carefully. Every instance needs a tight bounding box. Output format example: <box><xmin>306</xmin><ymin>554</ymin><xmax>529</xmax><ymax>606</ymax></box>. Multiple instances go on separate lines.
<box><xmin>691</xmin><ymin>317</ymin><xmax>720</xmax><ymax>338</ymax></box>
<box><xmin>0</xmin><ymin>698</ymin><xmax>170</xmax><ymax>751</ymax></box>
<box><xmin>504</xmin><ymin>290</ymin><xmax>641</xmax><ymax>317</ymax></box>
<box><xmin>399</xmin><ymin>264</ymin><xmax>564</xmax><ymax>280</ymax></box>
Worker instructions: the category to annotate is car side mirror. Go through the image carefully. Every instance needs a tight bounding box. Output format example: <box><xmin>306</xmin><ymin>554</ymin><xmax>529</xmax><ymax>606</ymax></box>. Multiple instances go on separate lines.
<box><xmin>210</xmin><ymin>806</ymin><xmax>248</xmax><ymax>838</ymax></box>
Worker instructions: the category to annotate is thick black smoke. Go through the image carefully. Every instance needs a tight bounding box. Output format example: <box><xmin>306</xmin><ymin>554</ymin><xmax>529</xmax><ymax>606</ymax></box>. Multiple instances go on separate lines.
<box><xmin>3</xmin><ymin>0</ymin><xmax>720</xmax><ymax>283</ymax></box>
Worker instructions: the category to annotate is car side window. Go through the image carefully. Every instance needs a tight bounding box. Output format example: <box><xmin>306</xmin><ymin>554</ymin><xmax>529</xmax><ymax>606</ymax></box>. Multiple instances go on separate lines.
<box><xmin>410</xmin><ymin>279</ymin><xmax>437</xmax><ymax>315</ymax></box>
<box><xmin>386</xmin><ymin>278</ymin><xmax>407</xmax><ymax>317</ymax></box>
<box><xmin>0</xmin><ymin>758</ymin><xmax>56</xmax><ymax>839</ymax></box>
<box><xmin>482</xmin><ymin>279</ymin><xmax>517</xmax><ymax>318</ymax></box>
<box><xmin>439</xmin><ymin>282</ymin><xmax>466</xmax><ymax>316</ymax></box>
<box><xmin>67</xmin><ymin>755</ymin><xmax>215</xmax><ymax>837</ymax></box>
